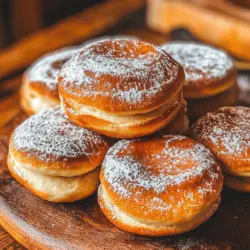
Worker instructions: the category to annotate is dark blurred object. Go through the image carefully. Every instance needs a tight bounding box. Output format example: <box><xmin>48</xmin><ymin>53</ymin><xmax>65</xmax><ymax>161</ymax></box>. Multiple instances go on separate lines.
<box><xmin>0</xmin><ymin>4</ymin><xmax>6</xmax><ymax>48</ymax></box>
<box><xmin>229</xmin><ymin>0</ymin><xmax>250</xmax><ymax>8</ymax></box>
<box><xmin>0</xmin><ymin>0</ymin><xmax>103</xmax><ymax>49</ymax></box>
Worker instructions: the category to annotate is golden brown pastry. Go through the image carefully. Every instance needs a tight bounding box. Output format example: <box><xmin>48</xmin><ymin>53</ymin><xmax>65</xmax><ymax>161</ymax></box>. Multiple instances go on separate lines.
<box><xmin>161</xmin><ymin>42</ymin><xmax>237</xmax><ymax>120</ymax></box>
<box><xmin>98</xmin><ymin>135</ymin><xmax>223</xmax><ymax>236</ymax></box>
<box><xmin>190</xmin><ymin>106</ymin><xmax>250</xmax><ymax>192</ymax></box>
<box><xmin>21</xmin><ymin>47</ymin><xmax>78</xmax><ymax>115</ymax></box>
<box><xmin>58</xmin><ymin>39</ymin><xmax>185</xmax><ymax>138</ymax></box>
<box><xmin>8</xmin><ymin>107</ymin><xmax>109</xmax><ymax>202</ymax></box>
<box><xmin>161</xmin><ymin>42</ymin><xmax>236</xmax><ymax>99</ymax></box>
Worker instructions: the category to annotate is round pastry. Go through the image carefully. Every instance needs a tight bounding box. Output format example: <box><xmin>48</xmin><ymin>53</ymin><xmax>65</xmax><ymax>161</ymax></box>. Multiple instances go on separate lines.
<box><xmin>161</xmin><ymin>42</ymin><xmax>236</xmax><ymax>99</ymax></box>
<box><xmin>98</xmin><ymin>135</ymin><xmax>223</xmax><ymax>236</ymax></box>
<box><xmin>58</xmin><ymin>39</ymin><xmax>185</xmax><ymax>138</ymax></box>
<box><xmin>187</xmin><ymin>84</ymin><xmax>239</xmax><ymax>120</ymax></box>
<box><xmin>190</xmin><ymin>106</ymin><xmax>250</xmax><ymax>192</ymax></box>
<box><xmin>21</xmin><ymin>47</ymin><xmax>78</xmax><ymax>115</ymax></box>
<box><xmin>8</xmin><ymin>107</ymin><xmax>109</xmax><ymax>202</ymax></box>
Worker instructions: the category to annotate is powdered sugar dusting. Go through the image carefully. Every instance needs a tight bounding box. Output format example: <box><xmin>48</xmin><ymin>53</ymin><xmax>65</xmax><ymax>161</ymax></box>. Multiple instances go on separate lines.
<box><xmin>161</xmin><ymin>42</ymin><xmax>234</xmax><ymax>86</ymax></box>
<box><xmin>191</xmin><ymin>106</ymin><xmax>250</xmax><ymax>157</ymax></box>
<box><xmin>26</xmin><ymin>47</ymin><xmax>79</xmax><ymax>91</ymax></box>
<box><xmin>12</xmin><ymin>107</ymin><xmax>107</xmax><ymax>162</ymax></box>
<box><xmin>59</xmin><ymin>39</ymin><xmax>181</xmax><ymax>108</ymax></box>
<box><xmin>103</xmin><ymin>135</ymin><xmax>221</xmax><ymax>201</ymax></box>
<box><xmin>168</xmin><ymin>237</ymin><xmax>218</xmax><ymax>250</ymax></box>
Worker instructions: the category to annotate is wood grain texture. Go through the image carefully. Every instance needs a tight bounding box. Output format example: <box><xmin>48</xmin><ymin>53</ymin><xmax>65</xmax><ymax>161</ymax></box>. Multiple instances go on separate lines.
<box><xmin>147</xmin><ymin>0</ymin><xmax>250</xmax><ymax>60</ymax></box>
<box><xmin>0</xmin><ymin>0</ymin><xmax>145</xmax><ymax>81</ymax></box>
<box><xmin>9</xmin><ymin>0</ymin><xmax>43</xmax><ymax>41</ymax></box>
<box><xmin>0</xmin><ymin>92</ymin><xmax>21</xmax><ymax>127</ymax></box>
<box><xmin>0</xmin><ymin>109</ymin><xmax>250</xmax><ymax>249</ymax></box>
<box><xmin>0</xmin><ymin>76</ymin><xmax>21</xmax><ymax>98</ymax></box>
<box><xmin>0</xmin><ymin>227</ymin><xmax>25</xmax><ymax>250</ymax></box>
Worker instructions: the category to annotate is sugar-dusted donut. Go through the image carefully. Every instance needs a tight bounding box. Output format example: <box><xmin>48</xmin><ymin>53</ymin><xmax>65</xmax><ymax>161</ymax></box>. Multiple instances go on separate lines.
<box><xmin>190</xmin><ymin>106</ymin><xmax>250</xmax><ymax>192</ymax></box>
<box><xmin>21</xmin><ymin>47</ymin><xmax>78</xmax><ymax>115</ymax></box>
<box><xmin>58</xmin><ymin>39</ymin><xmax>185</xmax><ymax>138</ymax></box>
<box><xmin>8</xmin><ymin>107</ymin><xmax>109</xmax><ymax>202</ymax></box>
<box><xmin>98</xmin><ymin>135</ymin><xmax>223</xmax><ymax>236</ymax></box>
<box><xmin>161</xmin><ymin>42</ymin><xmax>236</xmax><ymax>99</ymax></box>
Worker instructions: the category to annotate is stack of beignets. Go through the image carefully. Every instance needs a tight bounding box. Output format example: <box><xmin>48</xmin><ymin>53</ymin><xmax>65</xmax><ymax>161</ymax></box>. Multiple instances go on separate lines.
<box><xmin>58</xmin><ymin>39</ymin><xmax>187</xmax><ymax>138</ymax></box>
<box><xmin>8</xmin><ymin>108</ymin><xmax>109</xmax><ymax>202</ymax></box>
<box><xmin>9</xmin><ymin>38</ymin><xmax>233</xmax><ymax>237</ymax></box>
<box><xmin>161</xmin><ymin>42</ymin><xmax>238</xmax><ymax>120</ymax></box>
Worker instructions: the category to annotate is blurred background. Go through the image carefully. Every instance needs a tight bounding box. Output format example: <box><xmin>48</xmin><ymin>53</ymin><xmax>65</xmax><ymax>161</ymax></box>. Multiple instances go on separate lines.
<box><xmin>0</xmin><ymin>0</ymin><xmax>249</xmax><ymax>61</ymax></box>
<box><xmin>0</xmin><ymin>0</ymin><xmax>103</xmax><ymax>49</ymax></box>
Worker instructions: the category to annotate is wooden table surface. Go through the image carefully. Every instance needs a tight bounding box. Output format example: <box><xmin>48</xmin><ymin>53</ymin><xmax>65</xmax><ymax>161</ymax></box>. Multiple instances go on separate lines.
<box><xmin>0</xmin><ymin>93</ymin><xmax>22</xmax><ymax>249</ymax></box>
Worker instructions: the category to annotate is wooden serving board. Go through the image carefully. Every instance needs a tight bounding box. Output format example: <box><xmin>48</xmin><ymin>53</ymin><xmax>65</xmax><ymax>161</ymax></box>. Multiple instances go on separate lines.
<box><xmin>0</xmin><ymin>109</ymin><xmax>250</xmax><ymax>250</ymax></box>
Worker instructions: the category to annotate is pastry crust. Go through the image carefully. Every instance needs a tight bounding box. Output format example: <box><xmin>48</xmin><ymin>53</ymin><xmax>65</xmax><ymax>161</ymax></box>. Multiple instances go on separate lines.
<box><xmin>20</xmin><ymin>79</ymin><xmax>60</xmax><ymax>115</ymax></box>
<box><xmin>8</xmin><ymin>107</ymin><xmax>109</xmax><ymax>202</ymax></box>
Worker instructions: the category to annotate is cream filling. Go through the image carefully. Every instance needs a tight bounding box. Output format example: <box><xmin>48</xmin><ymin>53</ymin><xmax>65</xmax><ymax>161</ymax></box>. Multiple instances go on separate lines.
<box><xmin>9</xmin><ymin>154</ymin><xmax>99</xmax><ymax>201</ymax></box>
<box><xmin>27</xmin><ymin>89</ymin><xmax>59</xmax><ymax>113</ymax></box>
<box><xmin>99</xmin><ymin>185</ymin><xmax>218</xmax><ymax>230</ymax></box>
<box><xmin>64</xmin><ymin>93</ymin><xmax>182</xmax><ymax>126</ymax></box>
<box><xmin>8</xmin><ymin>152</ymin><xmax>95</xmax><ymax>177</ymax></box>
